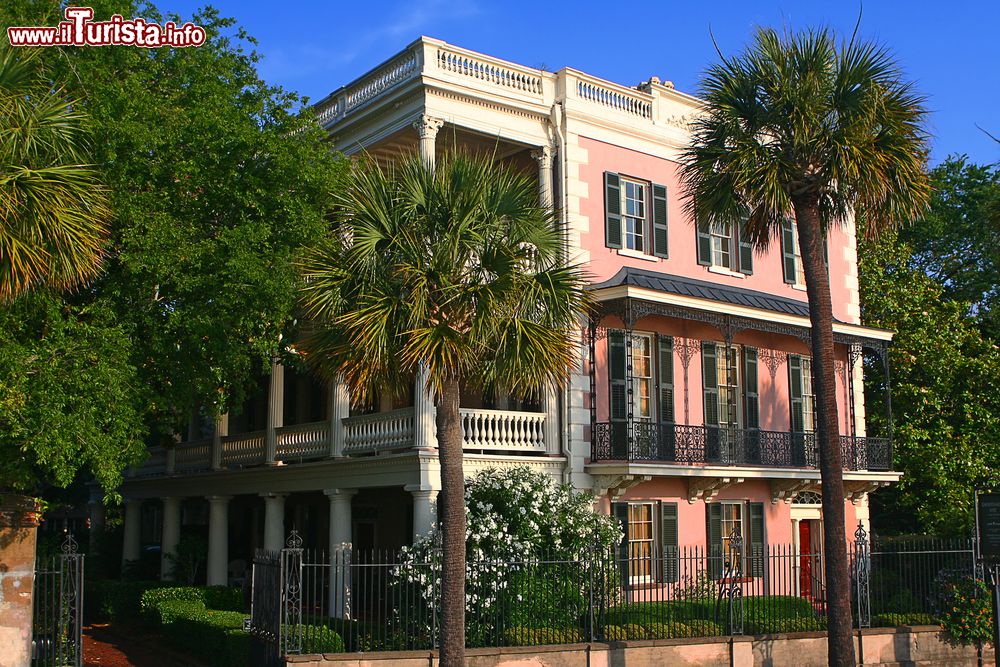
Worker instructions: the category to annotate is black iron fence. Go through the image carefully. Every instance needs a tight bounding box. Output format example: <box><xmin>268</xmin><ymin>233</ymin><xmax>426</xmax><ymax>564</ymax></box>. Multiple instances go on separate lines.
<box><xmin>249</xmin><ymin>527</ymin><xmax>973</xmax><ymax>661</ymax></box>
<box><xmin>32</xmin><ymin>534</ymin><xmax>84</xmax><ymax>667</ymax></box>
<box><xmin>592</xmin><ymin>422</ymin><xmax>891</xmax><ymax>471</ymax></box>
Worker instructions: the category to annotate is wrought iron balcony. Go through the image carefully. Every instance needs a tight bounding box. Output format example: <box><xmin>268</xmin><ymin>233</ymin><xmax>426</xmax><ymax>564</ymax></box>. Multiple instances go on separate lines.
<box><xmin>591</xmin><ymin>422</ymin><xmax>891</xmax><ymax>472</ymax></box>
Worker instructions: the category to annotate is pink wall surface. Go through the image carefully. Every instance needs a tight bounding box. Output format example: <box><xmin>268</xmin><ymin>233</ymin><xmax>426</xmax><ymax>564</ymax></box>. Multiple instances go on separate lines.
<box><xmin>596</xmin><ymin>478</ymin><xmax>867</xmax><ymax>550</ymax></box>
<box><xmin>591</xmin><ymin>313</ymin><xmax>854</xmax><ymax>433</ymax></box>
<box><xmin>577</xmin><ymin>137</ymin><xmax>858</xmax><ymax>324</ymax></box>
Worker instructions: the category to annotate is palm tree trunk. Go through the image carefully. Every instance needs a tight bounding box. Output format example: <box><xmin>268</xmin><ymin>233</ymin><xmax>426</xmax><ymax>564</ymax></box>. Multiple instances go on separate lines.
<box><xmin>436</xmin><ymin>376</ymin><xmax>466</xmax><ymax>667</ymax></box>
<box><xmin>793</xmin><ymin>198</ymin><xmax>855</xmax><ymax>667</ymax></box>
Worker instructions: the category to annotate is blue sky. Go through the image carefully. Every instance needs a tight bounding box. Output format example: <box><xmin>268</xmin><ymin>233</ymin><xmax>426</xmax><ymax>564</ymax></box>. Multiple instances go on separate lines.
<box><xmin>166</xmin><ymin>0</ymin><xmax>999</xmax><ymax>165</ymax></box>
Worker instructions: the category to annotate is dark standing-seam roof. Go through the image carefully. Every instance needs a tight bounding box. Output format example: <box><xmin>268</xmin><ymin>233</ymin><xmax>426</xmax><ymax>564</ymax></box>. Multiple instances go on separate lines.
<box><xmin>590</xmin><ymin>266</ymin><xmax>817</xmax><ymax>319</ymax></box>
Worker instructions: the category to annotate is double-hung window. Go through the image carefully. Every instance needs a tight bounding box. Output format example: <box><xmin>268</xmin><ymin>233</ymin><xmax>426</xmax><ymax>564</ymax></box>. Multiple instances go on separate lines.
<box><xmin>613</xmin><ymin>501</ymin><xmax>680</xmax><ymax>584</ymax></box>
<box><xmin>697</xmin><ymin>218</ymin><xmax>753</xmax><ymax>274</ymax></box>
<box><xmin>622</xmin><ymin>179</ymin><xmax>647</xmax><ymax>252</ymax></box>
<box><xmin>604</xmin><ymin>172</ymin><xmax>669</xmax><ymax>258</ymax></box>
<box><xmin>707</xmin><ymin>501</ymin><xmax>766</xmax><ymax>579</ymax></box>
<box><xmin>781</xmin><ymin>219</ymin><xmax>805</xmax><ymax>285</ymax></box>
<box><xmin>788</xmin><ymin>355</ymin><xmax>816</xmax><ymax>434</ymax></box>
<box><xmin>632</xmin><ymin>333</ymin><xmax>654</xmax><ymax>421</ymax></box>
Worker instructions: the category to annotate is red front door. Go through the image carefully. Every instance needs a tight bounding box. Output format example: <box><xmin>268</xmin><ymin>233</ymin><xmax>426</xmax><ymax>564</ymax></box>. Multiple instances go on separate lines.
<box><xmin>799</xmin><ymin>521</ymin><xmax>812</xmax><ymax>597</ymax></box>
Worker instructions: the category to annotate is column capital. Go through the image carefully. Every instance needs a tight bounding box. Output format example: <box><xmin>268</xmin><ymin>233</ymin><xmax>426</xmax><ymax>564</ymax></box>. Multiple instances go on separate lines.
<box><xmin>324</xmin><ymin>488</ymin><xmax>358</xmax><ymax>501</ymax></box>
<box><xmin>259</xmin><ymin>492</ymin><xmax>287</xmax><ymax>501</ymax></box>
<box><xmin>404</xmin><ymin>484</ymin><xmax>439</xmax><ymax>497</ymax></box>
<box><xmin>413</xmin><ymin>114</ymin><xmax>444</xmax><ymax>140</ymax></box>
<box><xmin>207</xmin><ymin>495</ymin><xmax>232</xmax><ymax>504</ymax></box>
<box><xmin>530</xmin><ymin>145</ymin><xmax>556</xmax><ymax>169</ymax></box>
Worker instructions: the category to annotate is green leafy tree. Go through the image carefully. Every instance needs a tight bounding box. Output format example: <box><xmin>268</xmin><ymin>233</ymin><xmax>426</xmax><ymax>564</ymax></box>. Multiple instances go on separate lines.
<box><xmin>679</xmin><ymin>28</ymin><xmax>930</xmax><ymax>665</ymax></box>
<box><xmin>0</xmin><ymin>42</ymin><xmax>109</xmax><ymax>302</ymax></box>
<box><xmin>2</xmin><ymin>1</ymin><xmax>347</xmax><ymax>440</ymax></box>
<box><xmin>299</xmin><ymin>152</ymin><xmax>590</xmax><ymax>666</ymax></box>
<box><xmin>0</xmin><ymin>293</ymin><xmax>146</xmax><ymax>496</ymax></box>
<box><xmin>860</xmin><ymin>233</ymin><xmax>1000</xmax><ymax>535</ymax></box>
<box><xmin>899</xmin><ymin>157</ymin><xmax>1000</xmax><ymax>340</ymax></box>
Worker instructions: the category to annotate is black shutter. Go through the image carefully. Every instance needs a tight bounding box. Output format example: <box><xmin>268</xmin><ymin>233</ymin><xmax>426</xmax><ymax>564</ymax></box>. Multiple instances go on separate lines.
<box><xmin>609</xmin><ymin>330</ymin><xmax>627</xmax><ymax>456</ymax></box>
<box><xmin>657</xmin><ymin>335</ymin><xmax>675</xmax><ymax>461</ymax></box>
<box><xmin>605</xmin><ymin>172</ymin><xmax>622</xmax><ymax>249</ymax></box>
<box><xmin>702</xmin><ymin>342</ymin><xmax>721</xmax><ymax>462</ymax></box>
<box><xmin>696</xmin><ymin>220</ymin><xmax>712</xmax><ymax>266</ymax></box>
<box><xmin>702</xmin><ymin>342</ymin><xmax>719</xmax><ymax>427</ymax></box>
<box><xmin>737</xmin><ymin>225</ymin><xmax>753</xmax><ymax>275</ymax></box>
<box><xmin>706</xmin><ymin>503</ymin><xmax>722</xmax><ymax>580</ymax></box>
<box><xmin>781</xmin><ymin>219</ymin><xmax>797</xmax><ymax>284</ymax></box>
<box><xmin>613</xmin><ymin>502</ymin><xmax>630</xmax><ymax>584</ymax></box>
<box><xmin>788</xmin><ymin>354</ymin><xmax>804</xmax><ymax>432</ymax></box>
<box><xmin>652</xmin><ymin>183</ymin><xmax>669</xmax><ymax>258</ymax></box>
<box><xmin>660</xmin><ymin>502</ymin><xmax>678</xmax><ymax>583</ymax></box>
<box><xmin>789</xmin><ymin>354</ymin><xmax>806</xmax><ymax>465</ymax></box>
<box><xmin>748</xmin><ymin>502</ymin><xmax>765</xmax><ymax>578</ymax></box>
<box><xmin>744</xmin><ymin>348</ymin><xmax>759</xmax><ymax>430</ymax></box>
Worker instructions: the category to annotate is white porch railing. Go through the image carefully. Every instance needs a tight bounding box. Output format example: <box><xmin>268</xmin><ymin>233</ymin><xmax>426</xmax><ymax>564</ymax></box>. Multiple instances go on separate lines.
<box><xmin>221</xmin><ymin>430</ymin><xmax>265</xmax><ymax>467</ymax></box>
<box><xmin>343</xmin><ymin>408</ymin><xmax>415</xmax><ymax>455</ymax></box>
<box><xmin>460</xmin><ymin>408</ymin><xmax>547</xmax><ymax>452</ymax></box>
<box><xmin>129</xmin><ymin>446</ymin><xmax>167</xmax><ymax>477</ymax></box>
<box><xmin>174</xmin><ymin>438</ymin><xmax>211</xmax><ymax>472</ymax></box>
<box><xmin>276</xmin><ymin>421</ymin><xmax>329</xmax><ymax>461</ymax></box>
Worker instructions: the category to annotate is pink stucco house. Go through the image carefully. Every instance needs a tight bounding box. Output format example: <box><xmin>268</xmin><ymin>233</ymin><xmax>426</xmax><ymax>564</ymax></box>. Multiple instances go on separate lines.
<box><xmin>115</xmin><ymin>37</ymin><xmax>898</xmax><ymax>594</ymax></box>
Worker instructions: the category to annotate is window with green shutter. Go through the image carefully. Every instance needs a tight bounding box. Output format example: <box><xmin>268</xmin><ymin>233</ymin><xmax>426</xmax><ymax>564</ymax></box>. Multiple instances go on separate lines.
<box><xmin>747</xmin><ymin>502</ymin><xmax>765</xmax><ymax>578</ymax></box>
<box><xmin>613</xmin><ymin>502</ymin><xmax>630</xmax><ymax>586</ymax></box>
<box><xmin>696</xmin><ymin>218</ymin><xmax>712</xmax><ymax>266</ymax></box>
<box><xmin>605</xmin><ymin>172</ymin><xmax>622</xmax><ymax>249</ymax></box>
<box><xmin>706</xmin><ymin>502</ymin><xmax>723</xmax><ymax>580</ymax></box>
<box><xmin>656</xmin><ymin>334</ymin><xmax>675</xmax><ymax>460</ymax></box>
<box><xmin>737</xmin><ymin>225</ymin><xmax>754</xmax><ymax>275</ymax></box>
<box><xmin>781</xmin><ymin>219</ymin><xmax>801</xmax><ymax>284</ymax></box>
<box><xmin>660</xmin><ymin>502</ymin><xmax>678</xmax><ymax>583</ymax></box>
<box><xmin>652</xmin><ymin>183</ymin><xmax>668</xmax><ymax>258</ymax></box>
<box><xmin>609</xmin><ymin>330</ymin><xmax>627</xmax><ymax>456</ymax></box>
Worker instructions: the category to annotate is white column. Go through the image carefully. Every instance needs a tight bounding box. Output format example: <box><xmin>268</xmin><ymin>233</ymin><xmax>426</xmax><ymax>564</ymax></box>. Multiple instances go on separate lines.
<box><xmin>328</xmin><ymin>376</ymin><xmax>349</xmax><ymax>457</ymax></box>
<box><xmin>406</xmin><ymin>485</ymin><xmax>438</xmax><ymax>543</ymax></box>
<box><xmin>531</xmin><ymin>145</ymin><xmax>555</xmax><ymax>208</ymax></box>
<box><xmin>122</xmin><ymin>498</ymin><xmax>142</xmax><ymax>568</ymax></box>
<box><xmin>325</xmin><ymin>488</ymin><xmax>357</xmax><ymax>619</ymax></box>
<box><xmin>160</xmin><ymin>497</ymin><xmax>182</xmax><ymax>580</ymax></box>
<box><xmin>206</xmin><ymin>495</ymin><xmax>231</xmax><ymax>586</ymax></box>
<box><xmin>261</xmin><ymin>493</ymin><xmax>286</xmax><ymax>552</ymax></box>
<box><xmin>211</xmin><ymin>413</ymin><xmax>228</xmax><ymax>470</ymax></box>
<box><xmin>265</xmin><ymin>358</ymin><xmax>284</xmax><ymax>464</ymax></box>
<box><xmin>542</xmin><ymin>383</ymin><xmax>561</xmax><ymax>456</ymax></box>
<box><xmin>413</xmin><ymin>114</ymin><xmax>443</xmax><ymax>171</ymax></box>
<box><xmin>413</xmin><ymin>363</ymin><xmax>437</xmax><ymax>451</ymax></box>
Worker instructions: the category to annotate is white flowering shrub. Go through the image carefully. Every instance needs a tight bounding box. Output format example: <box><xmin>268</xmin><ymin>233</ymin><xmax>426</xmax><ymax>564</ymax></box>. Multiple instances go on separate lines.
<box><xmin>392</xmin><ymin>466</ymin><xmax>621</xmax><ymax>646</ymax></box>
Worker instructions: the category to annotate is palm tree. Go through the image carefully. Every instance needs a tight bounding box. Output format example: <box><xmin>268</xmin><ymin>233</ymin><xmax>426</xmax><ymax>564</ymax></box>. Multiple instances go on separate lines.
<box><xmin>298</xmin><ymin>151</ymin><xmax>589</xmax><ymax>666</ymax></box>
<box><xmin>0</xmin><ymin>43</ymin><xmax>109</xmax><ymax>302</ymax></box>
<box><xmin>680</xmin><ymin>28</ymin><xmax>929</xmax><ymax>666</ymax></box>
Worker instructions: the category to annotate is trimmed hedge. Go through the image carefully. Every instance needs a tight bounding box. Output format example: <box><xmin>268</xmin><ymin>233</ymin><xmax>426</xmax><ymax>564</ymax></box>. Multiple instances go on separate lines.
<box><xmin>621</xmin><ymin>623</ymin><xmax>649</xmax><ymax>640</ymax></box>
<box><xmin>746</xmin><ymin>616</ymin><xmax>826</xmax><ymax>634</ymax></box>
<box><xmin>644</xmin><ymin>622</ymin><xmax>697</xmax><ymax>639</ymax></box>
<box><xmin>285</xmin><ymin>624</ymin><xmax>346</xmax><ymax>654</ymax></box>
<box><xmin>687</xmin><ymin>619</ymin><xmax>724</xmax><ymax>636</ymax></box>
<box><xmin>140</xmin><ymin>586</ymin><xmax>244</xmax><ymax>620</ymax></box>
<box><xmin>149</xmin><ymin>600</ymin><xmax>206</xmax><ymax>626</ymax></box>
<box><xmin>166</xmin><ymin>608</ymin><xmax>249</xmax><ymax>667</ymax></box>
<box><xmin>872</xmin><ymin>612</ymin><xmax>938</xmax><ymax>627</ymax></box>
<box><xmin>503</xmin><ymin>627</ymin><xmax>582</xmax><ymax>646</ymax></box>
<box><xmin>602</xmin><ymin>625</ymin><xmax>628</xmax><ymax>641</ymax></box>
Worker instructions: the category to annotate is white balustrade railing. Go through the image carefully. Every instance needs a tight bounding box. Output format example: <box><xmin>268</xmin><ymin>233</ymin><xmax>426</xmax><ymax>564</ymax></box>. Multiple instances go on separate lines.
<box><xmin>435</xmin><ymin>47</ymin><xmax>542</xmax><ymax>95</ymax></box>
<box><xmin>174</xmin><ymin>439</ymin><xmax>211</xmax><ymax>471</ymax></box>
<box><xmin>315</xmin><ymin>49</ymin><xmax>421</xmax><ymax>124</ymax></box>
<box><xmin>276</xmin><ymin>421</ymin><xmax>329</xmax><ymax>461</ymax></box>
<box><xmin>574</xmin><ymin>75</ymin><xmax>653</xmax><ymax>119</ymax></box>
<box><xmin>460</xmin><ymin>408</ymin><xmax>546</xmax><ymax>452</ymax></box>
<box><xmin>221</xmin><ymin>430</ymin><xmax>265</xmax><ymax>467</ymax></box>
<box><xmin>343</xmin><ymin>408</ymin><xmax>415</xmax><ymax>455</ymax></box>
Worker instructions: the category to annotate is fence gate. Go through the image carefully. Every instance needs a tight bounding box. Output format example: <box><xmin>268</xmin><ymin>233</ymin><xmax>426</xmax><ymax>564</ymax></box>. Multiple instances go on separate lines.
<box><xmin>250</xmin><ymin>547</ymin><xmax>282</xmax><ymax>667</ymax></box>
<box><xmin>32</xmin><ymin>533</ymin><xmax>84</xmax><ymax>667</ymax></box>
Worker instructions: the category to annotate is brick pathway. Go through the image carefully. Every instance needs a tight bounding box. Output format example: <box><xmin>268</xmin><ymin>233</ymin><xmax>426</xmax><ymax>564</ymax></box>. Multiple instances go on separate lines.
<box><xmin>84</xmin><ymin>624</ymin><xmax>206</xmax><ymax>667</ymax></box>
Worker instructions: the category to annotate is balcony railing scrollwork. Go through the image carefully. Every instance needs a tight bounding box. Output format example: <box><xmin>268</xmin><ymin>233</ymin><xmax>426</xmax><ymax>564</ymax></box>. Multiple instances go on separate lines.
<box><xmin>592</xmin><ymin>422</ymin><xmax>890</xmax><ymax>472</ymax></box>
